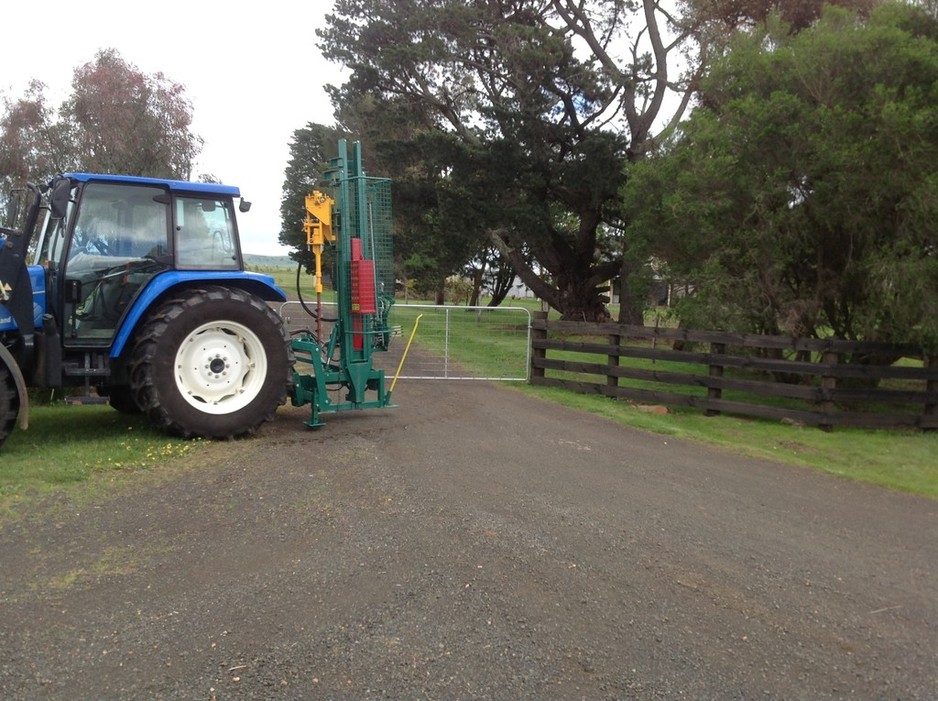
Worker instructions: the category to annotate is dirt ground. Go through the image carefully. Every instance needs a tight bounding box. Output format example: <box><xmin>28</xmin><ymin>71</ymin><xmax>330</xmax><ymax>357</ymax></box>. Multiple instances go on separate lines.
<box><xmin>0</xmin><ymin>379</ymin><xmax>935</xmax><ymax>700</ymax></box>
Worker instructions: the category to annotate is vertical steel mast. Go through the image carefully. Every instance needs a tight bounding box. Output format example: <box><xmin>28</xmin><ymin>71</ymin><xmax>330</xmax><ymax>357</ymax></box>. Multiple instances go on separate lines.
<box><xmin>291</xmin><ymin>139</ymin><xmax>396</xmax><ymax>428</ymax></box>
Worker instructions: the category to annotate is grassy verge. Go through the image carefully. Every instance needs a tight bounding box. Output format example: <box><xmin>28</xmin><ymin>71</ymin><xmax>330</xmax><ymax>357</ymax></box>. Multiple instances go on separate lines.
<box><xmin>0</xmin><ymin>404</ymin><xmax>201</xmax><ymax>518</ymax></box>
<box><xmin>516</xmin><ymin>384</ymin><xmax>938</xmax><ymax>499</ymax></box>
<box><xmin>259</xmin><ymin>266</ymin><xmax>320</xmax><ymax>301</ymax></box>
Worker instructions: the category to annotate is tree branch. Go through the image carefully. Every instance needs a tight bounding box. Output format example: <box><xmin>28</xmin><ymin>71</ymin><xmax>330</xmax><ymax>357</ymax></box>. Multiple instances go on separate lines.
<box><xmin>488</xmin><ymin>227</ymin><xmax>560</xmax><ymax>306</ymax></box>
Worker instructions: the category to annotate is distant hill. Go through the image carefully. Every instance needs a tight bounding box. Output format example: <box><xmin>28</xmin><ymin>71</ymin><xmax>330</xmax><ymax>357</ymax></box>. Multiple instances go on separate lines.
<box><xmin>243</xmin><ymin>253</ymin><xmax>295</xmax><ymax>269</ymax></box>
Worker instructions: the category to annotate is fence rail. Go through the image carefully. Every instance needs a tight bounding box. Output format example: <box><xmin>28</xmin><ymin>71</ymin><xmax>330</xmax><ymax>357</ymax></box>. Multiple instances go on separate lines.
<box><xmin>531</xmin><ymin>313</ymin><xmax>938</xmax><ymax>430</ymax></box>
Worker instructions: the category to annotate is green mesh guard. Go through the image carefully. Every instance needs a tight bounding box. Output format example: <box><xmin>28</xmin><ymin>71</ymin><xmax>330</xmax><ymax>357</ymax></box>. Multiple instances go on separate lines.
<box><xmin>347</xmin><ymin>175</ymin><xmax>394</xmax><ymax>307</ymax></box>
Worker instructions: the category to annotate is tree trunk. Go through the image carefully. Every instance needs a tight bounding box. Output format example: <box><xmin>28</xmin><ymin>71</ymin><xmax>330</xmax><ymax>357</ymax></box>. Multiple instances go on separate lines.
<box><xmin>468</xmin><ymin>264</ymin><xmax>485</xmax><ymax>306</ymax></box>
<box><xmin>558</xmin><ymin>283</ymin><xmax>611</xmax><ymax>322</ymax></box>
<box><xmin>488</xmin><ymin>266</ymin><xmax>514</xmax><ymax>307</ymax></box>
<box><xmin>616</xmin><ymin>257</ymin><xmax>646</xmax><ymax>326</ymax></box>
<box><xmin>489</xmin><ymin>228</ymin><xmax>613</xmax><ymax>321</ymax></box>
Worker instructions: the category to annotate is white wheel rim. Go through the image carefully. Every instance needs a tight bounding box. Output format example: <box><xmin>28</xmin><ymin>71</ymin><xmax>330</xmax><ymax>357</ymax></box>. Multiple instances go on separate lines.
<box><xmin>174</xmin><ymin>320</ymin><xmax>268</xmax><ymax>415</ymax></box>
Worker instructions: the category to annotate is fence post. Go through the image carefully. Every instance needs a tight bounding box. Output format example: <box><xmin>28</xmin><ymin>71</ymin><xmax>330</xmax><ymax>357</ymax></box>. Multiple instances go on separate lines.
<box><xmin>531</xmin><ymin>311</ymin><xmax>548</xmax><ymax>382</ymax></box>
<box><xmin>924</xmin><ymin>355</ymin><xmax>938</xmax><ymax>432</ymax></box>
<box><xmin>444</xmin><ymin>307</ymin><xmax>451</xmax><ymax>378</ymax></box>
<box><xmin>706</xmin><ymin>342</ymin><xmax>725</xmax><ymax>416</ymax></box>
<box><xmin>608</xmin><ymin>329</ymin><xmax>620</xmax><ymax>392</ymax></box>
<box><xmin>819</xmin><ymin>349</ymin><xmax>839</xmax><ymax>431</ymax></box>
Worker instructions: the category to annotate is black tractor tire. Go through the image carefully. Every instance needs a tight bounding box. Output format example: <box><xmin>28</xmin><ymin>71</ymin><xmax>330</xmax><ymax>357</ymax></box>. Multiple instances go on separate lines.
<box><xmin>128</xmin><ymin>286</ymin><xmax>294</xmax><ymax>440</ymax></box>
<box><xmin>0</xmin><ymin>362</ymin><xmax>19</xmax><ymax>449</ymax></box>
<box><xmin>105</xmin><ymin>385</ymin><xmax>143</xmax><ymax>414</ymax></box>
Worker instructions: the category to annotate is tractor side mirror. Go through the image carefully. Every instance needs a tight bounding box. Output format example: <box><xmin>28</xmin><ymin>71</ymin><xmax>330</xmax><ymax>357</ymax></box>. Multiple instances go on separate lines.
<box><xmin>239</xmin><ymin>199</ymin><xmax>251</xmax><ymax>213</ymax></box>
<box><xmin>50</xmin><ymin>179</ymin><xmax>71</xmax><ymax>220</ymax></box>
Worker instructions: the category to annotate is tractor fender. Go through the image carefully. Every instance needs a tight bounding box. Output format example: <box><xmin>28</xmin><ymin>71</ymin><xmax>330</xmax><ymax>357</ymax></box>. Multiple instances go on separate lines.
<box><xmin>0</xmin><ymin>343</ymin><xmax>28</xmax><ymax>430</ymax></box>
<box><xmin>110</xmin><ymin>270</ymin><xmax>288</xmax><ymax>358</ymax></box>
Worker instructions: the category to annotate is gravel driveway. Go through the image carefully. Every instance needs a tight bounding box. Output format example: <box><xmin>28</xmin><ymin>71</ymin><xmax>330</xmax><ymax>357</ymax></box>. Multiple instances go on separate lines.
<box><xmin>1</xmin><ymin>379</ymin><xmax>935</xmax><ymax>700</ymax></box>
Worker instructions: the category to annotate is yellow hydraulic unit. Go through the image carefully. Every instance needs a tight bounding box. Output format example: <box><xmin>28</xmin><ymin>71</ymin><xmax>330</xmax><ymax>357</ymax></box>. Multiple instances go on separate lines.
<box><xmin>304</xmin><ymin>190</ymin><xmax>335</xmax><ymax>295</ymax></box>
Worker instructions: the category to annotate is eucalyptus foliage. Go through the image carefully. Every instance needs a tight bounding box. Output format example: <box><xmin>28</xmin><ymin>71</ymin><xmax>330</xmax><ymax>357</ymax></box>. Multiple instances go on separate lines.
<box><xmin>0</xmin><ymin>48</ymin><xmax>201</xmax><ymax>194</ymax></box>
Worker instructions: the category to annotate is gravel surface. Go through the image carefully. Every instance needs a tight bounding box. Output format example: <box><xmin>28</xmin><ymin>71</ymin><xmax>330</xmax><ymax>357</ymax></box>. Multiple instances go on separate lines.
<box><xmin>1</xmin><ymin>380</ymin><xmax>935</xmax><ymax>700</ymax></box>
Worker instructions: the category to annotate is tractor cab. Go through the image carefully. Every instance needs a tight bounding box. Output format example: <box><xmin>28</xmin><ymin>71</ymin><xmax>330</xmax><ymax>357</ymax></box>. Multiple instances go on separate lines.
<box><xmin>34</xmin><ymin>174</ymin><xmax>246</xmax><ymax>347</ymax></box>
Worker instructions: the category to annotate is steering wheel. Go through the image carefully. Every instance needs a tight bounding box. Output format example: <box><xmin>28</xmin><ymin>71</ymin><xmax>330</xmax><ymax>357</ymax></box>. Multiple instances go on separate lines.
<box><xmin>75</xmin><ymin>225</ymin><xmax>112</xmax><ymax>255</ymax></box>
<box><xmin>90</xmin><ymin>237</ymin><xmax>113</xmax><ymax>255</ymax></box>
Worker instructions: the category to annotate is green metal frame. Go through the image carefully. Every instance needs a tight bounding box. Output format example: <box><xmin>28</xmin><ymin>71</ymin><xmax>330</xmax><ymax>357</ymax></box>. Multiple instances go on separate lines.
<box><xmin>291</xmin><ymin>139</ymin><xmax>395</xmax><ymax>428</ymax></box>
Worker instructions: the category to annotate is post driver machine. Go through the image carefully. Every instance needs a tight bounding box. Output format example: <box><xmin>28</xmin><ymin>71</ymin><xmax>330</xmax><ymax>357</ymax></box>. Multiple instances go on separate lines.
<box><xmin>290</xmin><ymin>139</ymin><xmax>401</xmax><ymax>428</ymax></box>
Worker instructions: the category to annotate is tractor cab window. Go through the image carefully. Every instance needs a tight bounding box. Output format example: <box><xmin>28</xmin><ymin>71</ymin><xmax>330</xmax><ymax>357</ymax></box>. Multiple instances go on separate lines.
<box><xmin>63</xmin><ymin>182</ymin><xmax>170</xmax><ymax>344</ymax></box>
<box><xmin>174</xmin><ymin>196</ymin><xmax>240</xmax><ymax>269</ymax></box>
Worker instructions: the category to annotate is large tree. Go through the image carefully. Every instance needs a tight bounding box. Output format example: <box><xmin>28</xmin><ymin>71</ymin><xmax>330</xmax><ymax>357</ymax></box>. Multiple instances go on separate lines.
<box><xmin>0</xmin><ymin>48</ymin><xmax>201</xmax><ymax>193</ymax></box>
<box><xmin>0</xmin><ymin>81</ymin><xmax>69</xmax><ymax>201</ymax></box>
<box><xmin>318</xmin><ymin>0</ymin><xmax>703</xmax><ymax>321</ymax></box>
<box><xmin>316</xmin><ymin>0</ymin><xmax>886</xmax><ymax>319</ymax></box>
<box><xmin>624</xmin><ymin>2</ymin><xmax>938</xmax><ymax>349</ymax></box>
<box><xmin>59</xmin><ymin>49</ymin><xmax>201</xmax><ymax>178</ymax></box>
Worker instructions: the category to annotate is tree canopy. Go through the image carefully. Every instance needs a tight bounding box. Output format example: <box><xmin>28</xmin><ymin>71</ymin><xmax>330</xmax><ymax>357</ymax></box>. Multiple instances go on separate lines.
<box><xmin>313</xmin><ymin>0</ymin><xmax>889</xmax><ymax>319</ymax></box>
<box><xmin>624</xmin><ymin>2</ymin><xmax>938</xmax><ymax>348</ymax></box>
<box><xmin>315</xmin><ymin>0</ymin><xmax>704</xmax><ymax>320</ymax></box>
<box><xmin>0</xmin><ymin>48</ymin><xmax>201</xmax><ymax>199</ymax></box>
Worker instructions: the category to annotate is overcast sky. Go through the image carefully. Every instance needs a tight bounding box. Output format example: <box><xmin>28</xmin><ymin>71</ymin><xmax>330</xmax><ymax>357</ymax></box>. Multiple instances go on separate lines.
<box><xmin>2</xmin><ymin>0</ymin><xmax>347</xmax><ymax>255</ymax></box>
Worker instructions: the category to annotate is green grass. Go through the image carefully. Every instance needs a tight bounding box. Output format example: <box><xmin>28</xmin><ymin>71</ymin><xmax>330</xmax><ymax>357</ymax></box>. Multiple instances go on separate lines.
<box><xmin>263</xmin><ymin>266</ymin><xmax>320</xmax><ymax>301</ymax></box>
<box><xmin>515</xmin><ymin>384</ymin><xmax>938</xmax><ymax>499</ymax></box>
<box><xmin>391</xmin><ymin>304</ymin><xmax>531</xmax><ymax>379</ymax></box>
<box><xmin>0</xmin><ymin>404</ymin><xmax>202</xmax><ymax>518</ymax></box>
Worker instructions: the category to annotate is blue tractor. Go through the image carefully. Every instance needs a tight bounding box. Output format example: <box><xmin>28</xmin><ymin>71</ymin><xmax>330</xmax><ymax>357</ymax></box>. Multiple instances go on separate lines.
<box><xmin>0</xmin><ymin>173</ymin><xmax>294</xmax><ymax>448</ymax></box>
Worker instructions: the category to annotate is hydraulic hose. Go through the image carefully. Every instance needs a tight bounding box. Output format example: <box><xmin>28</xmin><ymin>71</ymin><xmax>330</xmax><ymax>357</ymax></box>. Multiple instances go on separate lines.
<box><xmin>295</xmin><ymin>261</ymin><xmax>337</xmax><ymax>323</ymax></box>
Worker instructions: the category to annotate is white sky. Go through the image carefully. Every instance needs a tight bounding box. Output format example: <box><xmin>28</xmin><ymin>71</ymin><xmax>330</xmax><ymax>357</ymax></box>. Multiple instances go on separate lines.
<box><xmin>1</xmin><ymin>0</ymin><xmax>347</xmax><ymax>255</ymax></box>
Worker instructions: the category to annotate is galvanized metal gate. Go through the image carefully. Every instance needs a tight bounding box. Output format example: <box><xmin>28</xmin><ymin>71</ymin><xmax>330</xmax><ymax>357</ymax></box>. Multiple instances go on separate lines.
<box><xmin>278</xmin><ymin>302</ymin><xmax>532</xmax><ymax>382</ymax></box>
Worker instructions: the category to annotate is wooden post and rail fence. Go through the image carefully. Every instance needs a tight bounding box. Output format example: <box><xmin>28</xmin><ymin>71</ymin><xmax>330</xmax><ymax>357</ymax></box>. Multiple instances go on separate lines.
<box><xmin>530</xmin><ymin>312</ymin><xmax>938</xmax><ymax>431</ymax></box>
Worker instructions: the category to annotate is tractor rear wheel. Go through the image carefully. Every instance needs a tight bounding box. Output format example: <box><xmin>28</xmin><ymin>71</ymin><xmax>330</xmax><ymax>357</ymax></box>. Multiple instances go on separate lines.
<box><xmin>105</xmin><ymin>385</ymin><xmax>142</xmax><ymax>414</ymax></box>
<box><xmin>128</xmin><ymin>286</ymin><xmax>293</xmax><ymax>440</ymax></box>
<box><xmin>0</xmin><ymin>362</ymin><xmax>19</xmax><ymax>448</ymax></box>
